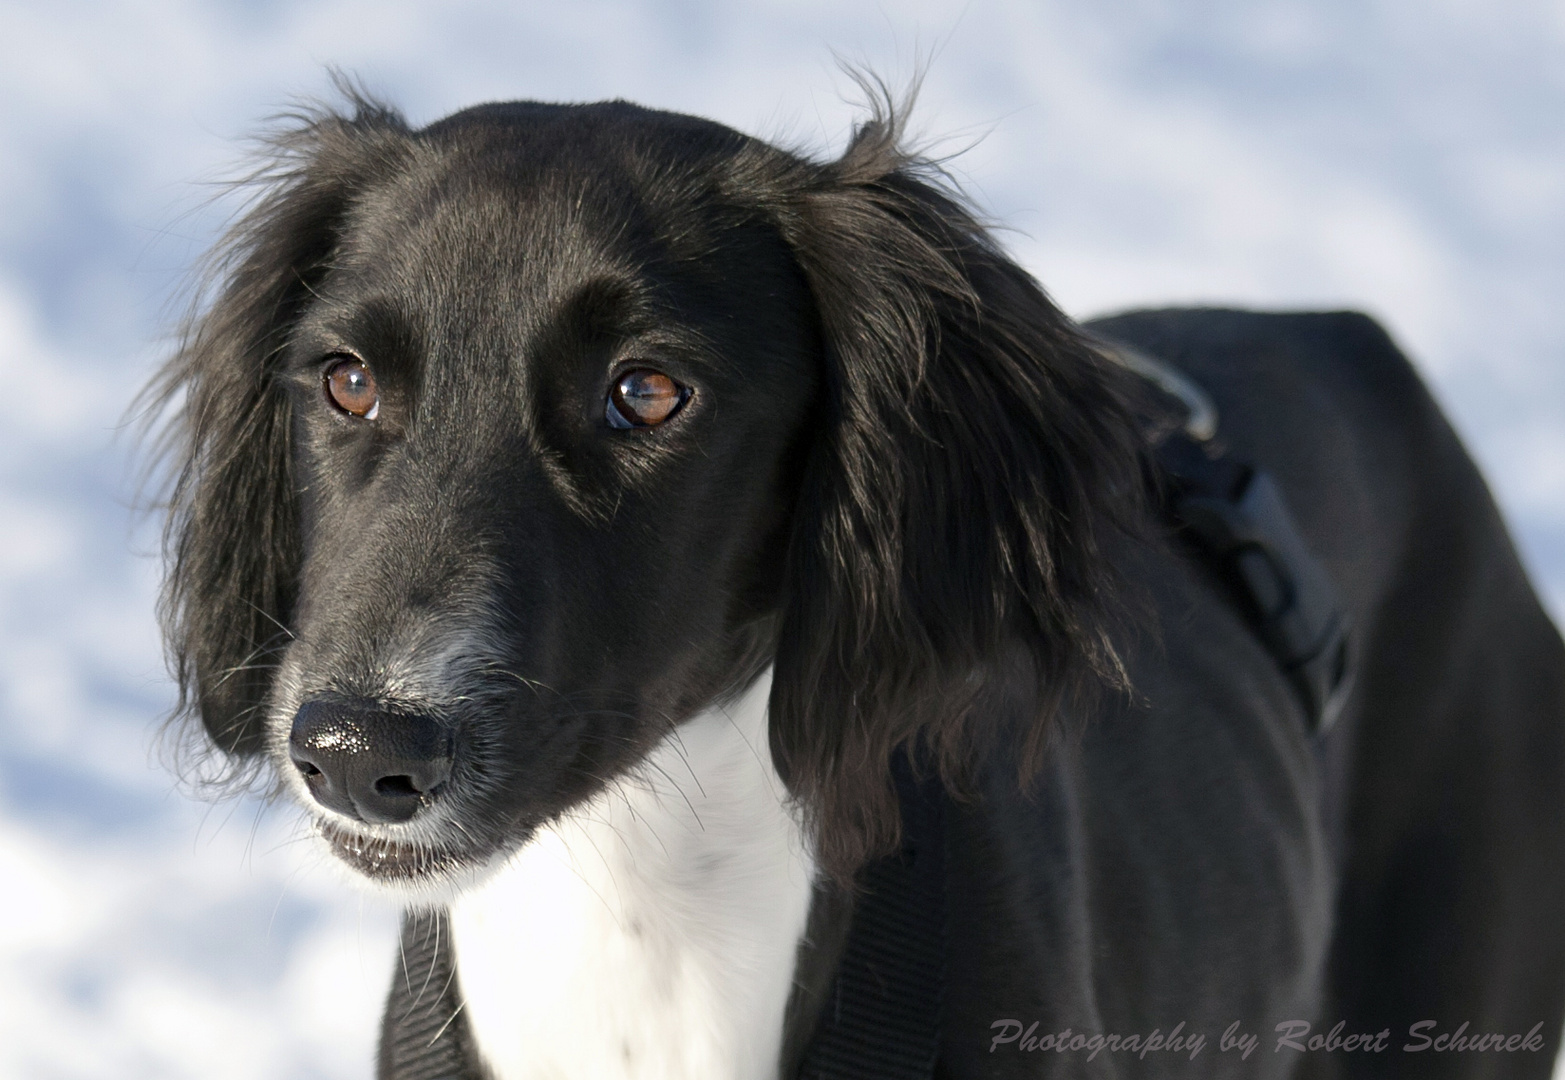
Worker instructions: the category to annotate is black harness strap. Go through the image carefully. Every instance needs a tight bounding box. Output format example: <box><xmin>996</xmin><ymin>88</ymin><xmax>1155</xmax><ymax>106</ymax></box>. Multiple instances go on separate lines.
<box><xmin>1154</xmin><ymin>429</ymin><xmax>1353</xmax><ymax>733</ymax></box>
<box><xmin>1095</xmin><ymin>335</ymin><xmax>1354</xmax><ymax>734</ymax></box>
<box><xmin>796</xmin><ymin>751</ymin><xmax>948</xmax><ymax>1080</ymax></box>
<box><xmin>378</xmin><ymin>910</ymin><xmax>483</xmax><ymax>1080</ymax></box>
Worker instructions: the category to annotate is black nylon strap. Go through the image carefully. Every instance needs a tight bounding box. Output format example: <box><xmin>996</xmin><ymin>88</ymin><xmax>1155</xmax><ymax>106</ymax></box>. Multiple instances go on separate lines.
<box><xmin>377</xmin><ymin>910</ymin><xmax>483</xmax><ymax>1080</ymax></box>
<box><xmin>1154</xmin><ymin>429</ymin><xmax>1353</xmax><ymax>734</ymax></box>
<box><xmin>797</xmin><ymin>751</ymin><xmax>948</xmax><ymax>1079</ymax></box>
<box><xmin>1093</xmin><ymin>332</ymin><xmax>1354</xmax><ymax>734</ymax></box>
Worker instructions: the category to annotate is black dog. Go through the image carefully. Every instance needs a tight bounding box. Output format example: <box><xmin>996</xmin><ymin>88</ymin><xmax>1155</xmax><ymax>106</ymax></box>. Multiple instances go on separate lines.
<box><xmin>153</xmin><ymin>90</ymin><xmax>1565</xmax><ymax>1078</ymax></box>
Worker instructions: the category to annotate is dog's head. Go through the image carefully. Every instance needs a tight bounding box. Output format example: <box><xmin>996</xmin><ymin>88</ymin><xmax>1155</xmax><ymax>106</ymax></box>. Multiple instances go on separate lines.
<box><xmin>153</xmin><ymin>90</ymin><xmax>1144</xmax><ymax>893</ymax></box>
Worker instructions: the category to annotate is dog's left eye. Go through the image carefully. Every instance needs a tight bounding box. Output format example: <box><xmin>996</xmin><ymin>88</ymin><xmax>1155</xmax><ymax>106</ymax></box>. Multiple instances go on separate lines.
<box><xmin>606</xmin><ymin>369</ymin><xmax>689</xmax><ymax>429</ymax></box>
<box><xmin>324</xmin><ymin>356</ymin><xmax>380</xmax><ymax>420</ymax></box>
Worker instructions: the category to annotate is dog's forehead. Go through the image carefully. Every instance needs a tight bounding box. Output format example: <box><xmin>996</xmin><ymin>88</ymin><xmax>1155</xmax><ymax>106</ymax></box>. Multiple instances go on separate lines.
<box><xmin>335</xmin><ymin>103</ymin><xmax>760</xmax><ymax>299</ymax></box>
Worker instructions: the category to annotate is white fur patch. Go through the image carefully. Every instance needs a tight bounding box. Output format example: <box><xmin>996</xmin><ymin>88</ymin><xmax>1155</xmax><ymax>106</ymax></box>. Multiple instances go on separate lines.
<box><xmin>448</xmin><ymin>671</ymin><xmax>816</xmax><ymax>1080</ymax></box>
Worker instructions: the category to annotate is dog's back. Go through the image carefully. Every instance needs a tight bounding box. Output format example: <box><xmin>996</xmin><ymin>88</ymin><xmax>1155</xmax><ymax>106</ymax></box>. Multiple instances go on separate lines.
<box><xmin>1072</xmin><ymin>308</ymin><xmax>1565</xmax><ymax>1078</ymax></box>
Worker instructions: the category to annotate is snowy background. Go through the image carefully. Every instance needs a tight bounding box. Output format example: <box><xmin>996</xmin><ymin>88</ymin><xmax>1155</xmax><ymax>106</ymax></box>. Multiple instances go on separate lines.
<box><xmin>1</xmin><ymin>1</ymin><xmax>1563</xmax><ymax>1076</ymax></box>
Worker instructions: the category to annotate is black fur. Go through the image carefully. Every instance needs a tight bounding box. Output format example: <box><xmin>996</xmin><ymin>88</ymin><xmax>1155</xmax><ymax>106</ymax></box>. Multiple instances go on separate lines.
<box><xmin>152</xmin><ymin>88</ymin><xmax>1565</xmax><ymax>1078</ymax></box>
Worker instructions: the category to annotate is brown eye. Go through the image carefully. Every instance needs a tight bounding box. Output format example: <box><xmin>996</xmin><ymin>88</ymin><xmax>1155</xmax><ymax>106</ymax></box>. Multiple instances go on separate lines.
<box><xmin>324</xmin><ymin>356</ymin><xmax>379</xmax><ymax>419</ymax></box>
<box><xmin>606</xmin><ymin>369</ymin><xmax>688</xmax><ymax>429</ymax></box>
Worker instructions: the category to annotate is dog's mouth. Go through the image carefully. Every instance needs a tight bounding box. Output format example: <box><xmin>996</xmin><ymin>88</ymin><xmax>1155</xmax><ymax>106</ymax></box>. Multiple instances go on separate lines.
<box><xmin>318</xmin><ymin>819</ymin><xmax>471</xmax><ymax>882</ymax></box>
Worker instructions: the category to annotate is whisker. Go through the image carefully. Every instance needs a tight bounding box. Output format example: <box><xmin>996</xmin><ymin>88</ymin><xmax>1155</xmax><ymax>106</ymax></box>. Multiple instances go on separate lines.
<box><xmin>641</xmin><ymin>758</ymin><xmax>704</xmax><ymax>829</ymax></box>
<box><xmin>425</xmin><ymin>1000</ymin><xmax>467</xmax><ymax>1049</ymax></box>
<box><xmin>239</xmin><ymin>597</ymin><xmax>297</xmax><ymax>642</ymax></box>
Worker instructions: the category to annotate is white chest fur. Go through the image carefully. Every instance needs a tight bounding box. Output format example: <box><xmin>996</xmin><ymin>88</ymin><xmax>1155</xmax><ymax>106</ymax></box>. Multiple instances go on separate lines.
<box><xmin>448</xmin><ymin>672</ymin><xmax>816</xmax><ymax>1080</ymax></box>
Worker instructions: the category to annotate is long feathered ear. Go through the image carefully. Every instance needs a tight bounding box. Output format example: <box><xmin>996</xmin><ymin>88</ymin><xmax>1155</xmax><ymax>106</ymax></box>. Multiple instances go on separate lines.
<box><xmin>149</xmin><ymin>93</ymin><xmax>411</xmax><ymax>768</ymax></box>
<box><xmin>754</xmin><ymin>103</ymin><xmax>1149</xmax><ymax>882</ymax></box>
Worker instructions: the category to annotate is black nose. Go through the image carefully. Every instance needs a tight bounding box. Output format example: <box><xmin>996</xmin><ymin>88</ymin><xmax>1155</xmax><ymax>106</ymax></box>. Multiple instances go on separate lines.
<box><xmin>288</xmin><ymin>700</ymin><xmax>453</xmax><ymax>824</ymax></box>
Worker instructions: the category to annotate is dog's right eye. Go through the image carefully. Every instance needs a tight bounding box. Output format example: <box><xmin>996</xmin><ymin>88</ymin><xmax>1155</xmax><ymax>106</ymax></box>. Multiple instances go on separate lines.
<box><xmin>606</xmin><ymin>369</ymin><xmax>689</xmax><ymax>429</ymax></box>
<box><xmin>324</xmin><ymin>356</ymin><xmax>380</xmax><ymax>419</ymax></box>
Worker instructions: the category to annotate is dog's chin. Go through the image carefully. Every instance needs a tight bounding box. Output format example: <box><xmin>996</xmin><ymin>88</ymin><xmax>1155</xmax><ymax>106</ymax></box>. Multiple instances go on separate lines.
<box><xmin>315</xmin><ymin>818</ymin><xmax>519</xmax><ymax>903</ymax></box>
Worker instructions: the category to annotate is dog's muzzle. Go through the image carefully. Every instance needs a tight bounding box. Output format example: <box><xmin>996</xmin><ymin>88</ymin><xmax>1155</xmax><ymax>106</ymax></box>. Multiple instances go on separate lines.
<box><xmin>288</xmin><ymin>700</ymin><xmax>453</xmax><ymax>824</ymax></box>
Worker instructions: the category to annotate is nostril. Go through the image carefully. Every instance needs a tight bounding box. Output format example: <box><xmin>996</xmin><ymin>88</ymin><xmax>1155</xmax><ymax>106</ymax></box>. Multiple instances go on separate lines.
<box><xmin>295</xmin><ymin>761</ymin><xmax>323</xmax><ymax>778</ymax></box>
<box><xmin>374</xmin><ymin>774</ymin><xmax>421</xmax><ymax>798</ymax></box>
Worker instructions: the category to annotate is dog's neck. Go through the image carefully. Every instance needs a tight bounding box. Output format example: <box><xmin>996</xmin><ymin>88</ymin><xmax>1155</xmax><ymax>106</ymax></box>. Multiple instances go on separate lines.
<box><xmin>448</xmin><ymin>671</ymin><xmax>816</xmax><ymax>1080</ymax></box>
